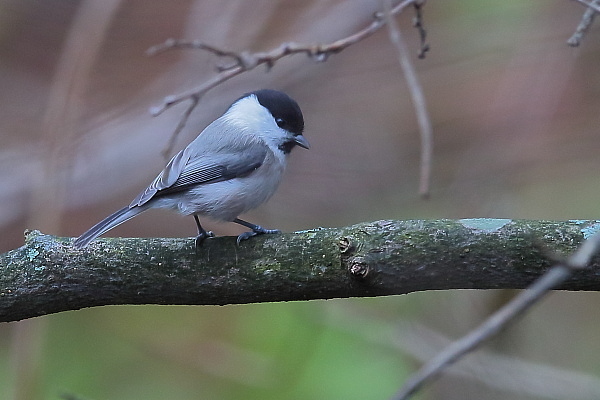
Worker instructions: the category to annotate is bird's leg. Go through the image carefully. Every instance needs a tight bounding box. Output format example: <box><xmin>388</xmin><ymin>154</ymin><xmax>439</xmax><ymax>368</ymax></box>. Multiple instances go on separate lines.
<box><xmin>194</xmin><ymin>215</ymin><xmax>214</xmax><ymax>246</ymax></box>
<box><xmin>233</xmin><ymin>218</ymin><xmax>280</xmax><ymax>244</ymax></box>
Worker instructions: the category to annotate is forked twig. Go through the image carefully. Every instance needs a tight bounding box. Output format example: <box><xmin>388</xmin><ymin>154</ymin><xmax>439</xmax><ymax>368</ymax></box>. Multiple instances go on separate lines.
<box><xmin>147</xmin><ymin>0</ymin><xmax>419</xmax><ymax>157</ymax></box>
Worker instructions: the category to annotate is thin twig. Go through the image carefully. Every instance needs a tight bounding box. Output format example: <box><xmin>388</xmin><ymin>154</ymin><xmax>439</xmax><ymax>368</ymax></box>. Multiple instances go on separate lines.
<box><xmin>573</xmin><ymin>0</ymin><xmax>600</xmax><ymax>13</ymax></box>
<box><xmin>384</xmin><ymin>0</ymin><xmax>433</xmax><ymax>197</ymax></box>
<box><xmin>159</xmin><ymin>94</ymin><xmax>199</xmax><ymax>159</ymax></box>
<box><xmin>391</xmin><ymin>231</ymin><xmax>600</xmax><ymax>400</ymax></box>
<box><xmin>147</xmin><ymin>38</ymin><xmax>242</xmax><ymax>60</ymax></box>
<box><xmin>147</xmin><ymin>0</ymin><xmax>417</xmax><ymax>157</ymax></box>
<box><xmin>568</xmin><ymin>0</ymin><xmax>599</xmax><ymax>46</ymax></box>
<box><xmin>412</xmin><ymin>0</ymin><xmax>429</xmax><ymax>59</ymax></box>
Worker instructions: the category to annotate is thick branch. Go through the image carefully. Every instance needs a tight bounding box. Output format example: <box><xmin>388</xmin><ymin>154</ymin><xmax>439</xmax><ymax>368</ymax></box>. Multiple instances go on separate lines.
<box><xmin>2</xmin><ymin>219</ymin><xmax>600</xmax><ymax>322</ymax></box>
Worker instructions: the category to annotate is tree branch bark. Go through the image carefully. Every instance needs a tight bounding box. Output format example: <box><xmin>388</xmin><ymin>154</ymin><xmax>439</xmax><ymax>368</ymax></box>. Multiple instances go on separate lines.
<box><xmin>2</xmin><ymin>219</ymin><xmax>600</xmax><ymax>322</ymax></box>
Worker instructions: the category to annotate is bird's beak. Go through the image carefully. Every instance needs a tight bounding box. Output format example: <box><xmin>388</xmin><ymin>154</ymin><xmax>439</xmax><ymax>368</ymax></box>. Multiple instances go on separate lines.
<box><xmin>294</xmin><ymin>134</ymin><xmax>310</xmax><ymax>149</ymax></box>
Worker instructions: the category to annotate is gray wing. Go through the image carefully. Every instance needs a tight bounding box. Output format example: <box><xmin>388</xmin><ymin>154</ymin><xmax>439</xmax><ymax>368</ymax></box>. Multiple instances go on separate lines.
<box><xmin>130</xmin><ymin>141</ymin><xmax>267</xmax><ymax>207</ymax></box>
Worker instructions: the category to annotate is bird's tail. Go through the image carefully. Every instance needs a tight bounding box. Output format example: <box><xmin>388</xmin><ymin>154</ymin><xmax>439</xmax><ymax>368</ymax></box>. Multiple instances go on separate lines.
<box><xmin>73</xmin><ymin>205</ymin><xmax>149</xmax><ymax>248</ymax></box>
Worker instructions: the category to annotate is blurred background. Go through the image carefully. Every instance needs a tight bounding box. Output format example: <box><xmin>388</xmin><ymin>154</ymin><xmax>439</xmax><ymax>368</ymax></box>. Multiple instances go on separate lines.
<box><xmin>2</xmin><ymin>1</ymin><xmax>600</xmax><ymax>399</ymax></box>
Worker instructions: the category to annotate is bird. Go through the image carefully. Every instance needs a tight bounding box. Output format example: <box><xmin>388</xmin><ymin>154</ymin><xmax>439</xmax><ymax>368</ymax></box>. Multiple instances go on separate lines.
<box><xmin>73</xmin><ymin>89</ymin><xmax>309</xmax><ymax>248</ymax></box>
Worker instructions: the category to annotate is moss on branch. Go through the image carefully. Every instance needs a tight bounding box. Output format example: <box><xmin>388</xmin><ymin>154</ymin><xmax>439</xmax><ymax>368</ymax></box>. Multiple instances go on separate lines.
<box><xmin>1</xmin><ymin>219</ymin><xmax>600</xmax><ymax>322</ymax></box>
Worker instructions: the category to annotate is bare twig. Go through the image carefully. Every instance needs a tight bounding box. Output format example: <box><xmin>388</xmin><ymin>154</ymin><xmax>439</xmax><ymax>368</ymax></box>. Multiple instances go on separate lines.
<box><xmin>147</xmin><ymin>39</ymin><xmax>242</xmax><ymax>61</ymax></box>
<box><xmin>329</xmin><ymin>307</ymin><xmax>600</xmax><ymax>400</ymax></box>
<box><xmin>573</xmin><ymin>0</ymin><xmax>600</xmax><ymax>14</ymax></box>
<box><xmin>383</xmin><ymin>0</ymin><xmax>433</xmax><ymax>197</ymax></box>
<box><xmin>568</xmin><ymin>0</ymin><xmax>599</xmax><ymax>46</ymax></box>
<box><xmin>395</xmin><ymin>323</ymin><xmax>600</xmax><ymax>399</ymax></box>
<box><xmin>412</xmin><ymin>0</ymin><xmax>429</xmax><ymax>59</ymax></box>
<box><xmin>147</xmin><ymin>0</ymin><xmax>417</xmax><ymax>157</ymax></box>
<box><xmin>158</xmin><ymin>94</ymin><xmax>199</xmax><ymax>159</ymax></box>
<box><xmin>391</xmin><ymin>231</ymin><xmax>600</xmax><ymax>400</ymax></box>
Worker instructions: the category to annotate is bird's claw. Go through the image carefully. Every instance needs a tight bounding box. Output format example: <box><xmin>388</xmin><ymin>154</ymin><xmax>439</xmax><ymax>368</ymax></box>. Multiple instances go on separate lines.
<box><xmin>195</xmin><ymin>230</ymin><xmax>215</xmax><ymax>247</ymax></box>
<box><xmin>236</xmin><ymin>226</ymin><xmax>280</xmax><ymax>245</ymax></box>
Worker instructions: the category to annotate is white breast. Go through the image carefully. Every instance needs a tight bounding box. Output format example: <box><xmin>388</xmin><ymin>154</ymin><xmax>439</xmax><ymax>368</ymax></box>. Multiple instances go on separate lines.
<box><xmin>166</xmin><ymin>148</ymin><xmax>286</xmax><ymax>221</ymax></box>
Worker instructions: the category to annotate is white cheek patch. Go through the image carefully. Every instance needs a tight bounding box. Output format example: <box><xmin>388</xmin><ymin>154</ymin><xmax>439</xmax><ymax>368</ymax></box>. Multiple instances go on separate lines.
<box><xmin>223</xmin><ymin>95</ymin><xmax>290</xmax><ymax>158</ymax></box>
<box><xmin>224</xmin><ymin>95</ymin><xmax>273</xmax><ymax>129</ymax></box>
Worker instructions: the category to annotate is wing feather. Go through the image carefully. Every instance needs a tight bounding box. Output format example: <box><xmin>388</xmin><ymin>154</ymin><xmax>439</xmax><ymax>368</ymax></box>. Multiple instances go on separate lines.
<box><xmin>130</xmin><ymin>140</ymin><xmax>267</xmax><ymax>206</ymax></box>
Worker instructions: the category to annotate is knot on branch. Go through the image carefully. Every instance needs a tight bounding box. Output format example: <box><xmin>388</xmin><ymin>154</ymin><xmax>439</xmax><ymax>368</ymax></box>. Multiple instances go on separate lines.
<box><xmin>348</xmin><ymin>257</ymin><xmax>370</xmax><ymax>279</ymax></box>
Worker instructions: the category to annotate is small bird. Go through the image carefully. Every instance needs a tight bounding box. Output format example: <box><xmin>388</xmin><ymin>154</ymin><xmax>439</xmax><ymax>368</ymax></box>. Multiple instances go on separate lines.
<box><xmin>73</xmin><ymin>89</ymin><xmax>309</xmax><ymax>248</ymax></box>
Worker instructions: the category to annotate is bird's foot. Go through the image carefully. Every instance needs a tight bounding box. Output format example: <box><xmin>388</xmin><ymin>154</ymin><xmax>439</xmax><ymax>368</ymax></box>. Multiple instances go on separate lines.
<box><xmin>195</xmin><ymin>230</ymin><xmax>215</xmax><ymax>247</ymax></box>
<box><xmin>236</xmin><ymin>226</ymin><xmax>280</xmax><ymax>245</ymax></box>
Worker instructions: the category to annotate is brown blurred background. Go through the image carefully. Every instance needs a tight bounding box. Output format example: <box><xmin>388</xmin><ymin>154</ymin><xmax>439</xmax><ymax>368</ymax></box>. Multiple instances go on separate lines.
<box><xmin>2</xmin><ymin>1</ymin><xmax>600</xmax><ymax>399</ymax></box>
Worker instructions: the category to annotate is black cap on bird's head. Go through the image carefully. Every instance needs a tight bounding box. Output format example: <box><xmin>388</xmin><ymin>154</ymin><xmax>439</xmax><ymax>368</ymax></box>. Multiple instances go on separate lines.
<box><xmin>251</xmin><ymin>89</ymin><xmax>304</xmax><ymax>135</ymax></box>
<box><xmin>244</xmin><ymin>89</ymin><xmax>309</xmax><ymax>153</ymax></box>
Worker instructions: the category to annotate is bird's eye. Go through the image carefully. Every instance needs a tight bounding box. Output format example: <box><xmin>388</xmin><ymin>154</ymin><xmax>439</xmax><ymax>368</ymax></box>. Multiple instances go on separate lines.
<box><xmin>275</xmin><ymin>118</ymin><xmax>286</xmax><ymax>128</ymax></box>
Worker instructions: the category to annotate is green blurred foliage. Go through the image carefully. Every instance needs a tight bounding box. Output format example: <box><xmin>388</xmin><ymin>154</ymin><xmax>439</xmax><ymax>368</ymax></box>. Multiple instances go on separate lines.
<box><xmin>2</xmin><ymin>301</ymin><xmax>412</xmax><ymax>400</ymax></box>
